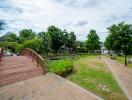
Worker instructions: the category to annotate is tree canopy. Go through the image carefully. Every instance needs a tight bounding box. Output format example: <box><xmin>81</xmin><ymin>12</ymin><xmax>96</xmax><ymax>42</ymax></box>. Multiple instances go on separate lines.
<box><xmin>1</xmin><ymin>22</ymin><xmax>131</xmax><ymax>56</ymax></box>
<box><xmin>47</xmin><ymin>26</ymin><xmax>64</xmax><ymax>53</ymax></box>
<box><xmin>19</xmin><ymin>29</ymin><xmax>36</xmax><ymax>43</ymax></box>
<box><xmin>42</xmin><ymin>32</ymin><xmax>52</xmax><ymax>54</ymax></box>
<box><xmin>0</xmin><ymin>32</ymin><xmax>18</xmax><ymax>42</ymax></box>
<box><xmin>104</xmin><ymin>22</ymin><xmax>132</xmax><ymax>55</ymax></box>
<box><xmin>46</xmin><ymin>26</ymin><xmax>76</xmax><ymax>53</ymax></box>
<box><xmin>85</xmin><ymin>29</ymin><xmax>101</xmax><ymax>53</ymax></box>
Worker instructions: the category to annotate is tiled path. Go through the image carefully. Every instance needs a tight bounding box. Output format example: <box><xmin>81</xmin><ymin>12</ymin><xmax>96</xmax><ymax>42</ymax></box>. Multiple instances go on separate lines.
<box><xmin>0</xmin><ymin>73</ymin><xmax>102</xmax><ymax>100</ymax></box>
<box><xmin>103</xmin><ymin>57</ymin><xmax>132</xmax><ymax>100</ymax></box>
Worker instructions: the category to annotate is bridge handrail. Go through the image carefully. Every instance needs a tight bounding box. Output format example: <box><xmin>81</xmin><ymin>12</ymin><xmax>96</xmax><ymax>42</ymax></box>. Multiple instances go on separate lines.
<box><xmin>0</xmin><ymin>48</ymin><xmax>3</xmax><ymax>62</ymax></box>
<box><xmin>20</xmin><ymin>48</ymin><xmax>45</xmax><ymax>74</ymax></box>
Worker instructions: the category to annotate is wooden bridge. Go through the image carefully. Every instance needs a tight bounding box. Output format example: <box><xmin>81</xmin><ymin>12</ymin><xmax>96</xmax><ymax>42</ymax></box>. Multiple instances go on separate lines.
<box><xmin>0</xmin><ymin>48</ymin><xmax>45</xmax><ymax>86</ymax></box>
<box><xmin>0</xmin><ymin>48</ymin><xmax>102</xmax><ymax>100</ymax></box>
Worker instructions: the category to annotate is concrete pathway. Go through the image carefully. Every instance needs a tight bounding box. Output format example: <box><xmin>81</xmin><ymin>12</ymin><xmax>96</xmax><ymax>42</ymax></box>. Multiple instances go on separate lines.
<box><xmin>0</xmin><ymin>73</ymin><xmax>102</xmax><ymax>100</ymax></box>
<box><xmin>103</xmin><ymin>57</ymin><xmax>132</xmax><ymax>100</ymax></box>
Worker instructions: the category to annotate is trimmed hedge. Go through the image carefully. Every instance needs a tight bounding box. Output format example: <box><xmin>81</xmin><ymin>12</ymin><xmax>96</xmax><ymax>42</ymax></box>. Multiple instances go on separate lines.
<box><xmin>47</xmin><ymin>59</ymin><xmax>73</xmax><ymax>77</ymax></box>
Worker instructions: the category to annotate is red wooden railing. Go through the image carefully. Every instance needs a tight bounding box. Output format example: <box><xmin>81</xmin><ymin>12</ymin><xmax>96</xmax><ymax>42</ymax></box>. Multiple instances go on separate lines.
<box><xmin>20</xmin><ymin>48</ymin><xmax>45</xmax><ymax>74</ymax></box>
<box><xmin>0</xmin><ymin>48</ymin><xmax>3</xmax><ymax>62</ymax></box>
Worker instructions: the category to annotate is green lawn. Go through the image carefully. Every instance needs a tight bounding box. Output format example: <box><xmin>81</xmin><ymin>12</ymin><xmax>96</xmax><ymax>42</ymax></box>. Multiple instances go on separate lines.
<box><xmin>116</xmin><ymin>55</ymin><xmax>132</xmax><ymax>68</ymax></box>
<box><xmin>67</xmin><ymin>55</ymin><xmax>127</xmax><ymax>100</ymax></box>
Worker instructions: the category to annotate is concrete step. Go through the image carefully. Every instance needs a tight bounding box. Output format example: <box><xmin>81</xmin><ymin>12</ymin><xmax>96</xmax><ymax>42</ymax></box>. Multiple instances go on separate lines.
<box><xmin>0</xmin><ymin>56</ymin><xmax>43</xmax><ymax>87</ymax></box>
<box><xmin>0</xmin><ymin>68</ymin><xmax>43</xmax><ymax>86</ymax></box>
<box><xmin>0</xmin><ymin>66</ymin><xmax>38</xmax><ymax>76</ymax></box>
<box><xmin>0</xmin><ymin>63</ymin><xmax>34</xmax><ymax>71</ymax></box>
<box><xmin>0</xmin><ymin>73</ymin><xmax>102</xmax><ymax>100</ymax></box>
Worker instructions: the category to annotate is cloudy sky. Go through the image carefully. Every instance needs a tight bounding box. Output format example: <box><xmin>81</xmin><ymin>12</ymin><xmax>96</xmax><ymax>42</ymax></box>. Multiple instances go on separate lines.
<box><xmin>0</xmin><ymin>0</ymin><xmax>132</xmax><ymax>41</ymax></box>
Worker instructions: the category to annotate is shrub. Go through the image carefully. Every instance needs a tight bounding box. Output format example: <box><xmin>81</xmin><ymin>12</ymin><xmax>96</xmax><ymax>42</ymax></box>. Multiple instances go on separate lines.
<box><xmin>22</xmin><ymin>39</ymin><xmax>42</xmax><ymax>53</ymax></box>
<box><xmin>15</xmin><ymin>44</ymin><xmax>23</xmax><ymax>53</ymax></box>
<box><xmin>47</xmin><ymin>59</ymin><xmax>73</xmax><ymax>77</ymax></box>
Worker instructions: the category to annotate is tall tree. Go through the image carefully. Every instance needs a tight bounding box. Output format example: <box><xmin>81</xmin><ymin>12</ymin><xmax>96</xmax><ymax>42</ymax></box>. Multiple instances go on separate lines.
<box><xmin>104</xmin><ymin>34</ymin><xmax>113</xmax><ymax>53</ymax></box>
<box><xmin>42</xmin><ymin>32</ymin><xmax>52</xmax><ymax>54</ymax></box>
<box><xmin>67</xmin><ymin>31</ymin><xmax>76</xmax><ymax>49</ymax></box>
<box><xmin>38</xmin><ymin>31</ymin><xmax>44</xmax><ymax>39</ymax></box>
<box><xmin>64</xmin><ymin>30</ymin><xmax>76</xmax><ymax>49</ymax></box>
<box><xmin>86</xmin><ymin>29</ymin><xmax>101</xmax><ymax>53</ymax></box>
<box><xmin>76</xmin><ymin>41</ymin><xmax>86</xmax><ymax>53</ymax></box>
<box><xmin>105</xmin><ymin>22</ymin><xmax>132</xmax><ymax>65</ymax></box>
<box><xmin>0</xmin><ymin>32</ymin><xmax>18</xmax><ymax>42</ymax></box>
<box><xmin>47</xmin><ymin>26</ymin><xmax>64</xmax><ymax>53</ymax></box>
<box><xmin>19</xmin><ymin>29</ymin><xmax>36</xmax><ymax>43</ymax></box>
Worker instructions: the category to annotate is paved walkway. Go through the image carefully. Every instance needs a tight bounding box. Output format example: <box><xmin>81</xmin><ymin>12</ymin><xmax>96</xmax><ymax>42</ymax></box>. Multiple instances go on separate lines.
<box><xmin>0</xmin><ymin>73</ymin><xmax>102</xmax><ymax>100</ymax></box>
<box><xmin>103</xmin><ymin>57</ymin><xmax>132</xmax><ymax>100</ymax></box>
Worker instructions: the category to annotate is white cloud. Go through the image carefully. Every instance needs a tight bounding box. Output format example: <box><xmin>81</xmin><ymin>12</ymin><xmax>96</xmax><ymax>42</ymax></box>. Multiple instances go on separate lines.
<box><xmin>0</xmin><ymin>0</ymin><xmax>132</xmax><ymax>41</ymax></box>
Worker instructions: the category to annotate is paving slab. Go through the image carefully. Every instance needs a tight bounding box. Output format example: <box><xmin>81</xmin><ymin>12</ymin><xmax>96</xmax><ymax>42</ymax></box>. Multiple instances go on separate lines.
<box><xmin>0</xmin><ymin>73</ymin><xmax>102</xmax><ymax>100</ymax></box>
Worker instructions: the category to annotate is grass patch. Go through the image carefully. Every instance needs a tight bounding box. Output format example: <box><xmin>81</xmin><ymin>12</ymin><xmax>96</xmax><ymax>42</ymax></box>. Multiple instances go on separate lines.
<box><xmin>47</xmin><ymin>59</ymin><xmax>73</xmax><ymax>77</ymax></box>
<box><xmin>116</xmin><ymin>55</ymin><xmax>132</xmax><ymax>68</ymax></box>
<box><xmin>67</xmin><ymin>55</ymin><xmax>127</xmax><ymax>100</ymax></box>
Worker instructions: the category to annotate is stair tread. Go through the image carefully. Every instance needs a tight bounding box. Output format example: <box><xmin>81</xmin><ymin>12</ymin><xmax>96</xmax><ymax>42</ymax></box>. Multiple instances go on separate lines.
<box><xmin>0</xmin><ymin>66</ymin><xmax>39</xmax><ymax>75</ymax></box>
<box><xmin>0</xmin><ymin>56</ymin><xmax>43</xmax><ymax>86</ymax></box>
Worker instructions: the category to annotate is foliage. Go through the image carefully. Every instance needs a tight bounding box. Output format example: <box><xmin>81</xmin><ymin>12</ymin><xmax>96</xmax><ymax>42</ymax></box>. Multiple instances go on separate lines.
<box><xmin>76</xmin><ymin>41</ymin><xmax>85</xmax><ymax>48</ymax></box>
<box><xmin>104</xmin><ymin>34</ymin><xmax>113</xmax><ymax>51</ymax></box>
<box><xmin>104</xmin><ymin>22</ymin><xmax>132</xmax><ymax>54</ymax></box>
<box><xmin>47</xmin><ymin>26</ymin><xmax>64</xmax><ymax>53</ymax></box>
<box><xmin>0</xmin><ymin>26</ymin><xmax>77</xmax><ymax>54</ymax></box>
<box><xmin>42</xmin><ymin>32</ymin><xmax>52</xmax><ymax>54</ymax></box>
<box><xmin>15</xmin><ymin>44</ymin><xmax>23</xmax><ymax>53</ymax></box>
<box><xmin>47</xmin><ymin>59</ymin><xmax>73</xmax><ymax>77</ymax></box>
<box><xmin>19</xmin><ymin>29</ymin><xmax>36</xmax><ymax>43</ymax></box>
<box><xmin>63</xmin><ymin>30</ymin><xmax>76</xmax><ymax>49</ymax></box>
<box><xmin>0</xmin><ymin>32</ymin><xmax>18</xmax><ymax>42</ymax></box>
<box><xmin>0</xmin><ymin>42</ymin><xmax>21</xmax><ymax>53</ymax></box>
<box><xmin>85</xmin><ymin>29</ymin><xmax>101</xmax><ymax>53</ymax></box>
<box><xmin>22</xmin><ymin>39</ymin><xmax>42</xmax><ymax>53</ymax></box>
<box><xmin>47</xmin><ymin>26</ymin><xmax>76</xmax><ymax>53</ymax></box>
<box><xmin>38</xmin><ymin>31</ymin><xmax>44</xmax><ymax>38</ymax></box>
<box><xmin>76</xmin><ymin>41</ymin><xmax>87</xmax><ymax>53</ymax></box>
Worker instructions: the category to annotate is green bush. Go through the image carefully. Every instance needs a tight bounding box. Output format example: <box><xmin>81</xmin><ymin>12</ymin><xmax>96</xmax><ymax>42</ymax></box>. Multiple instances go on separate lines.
<box><xmin>47</xmin><ymin>59</ymin><xmax>73</xmax><ymax>77</ymax></box>
<box><xmin>22</xmin><ymin>39</ymin><xmax>42</xmax><ymax>53</ymax></box>
<box><xmin>15</xmin><ymin>44</ymin><xmax>23</xmax><ymax>53</ymax></box>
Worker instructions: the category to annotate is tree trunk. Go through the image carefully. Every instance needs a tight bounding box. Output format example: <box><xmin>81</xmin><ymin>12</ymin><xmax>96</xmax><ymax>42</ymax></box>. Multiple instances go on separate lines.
<box><xmin>87</xmin><ymin>47</ymin><xmax>88</xmax><ymax>54</ymax></box>
<box><xmin>125</xmin><ymin>53</ymin><xmax>127</xmax><ymax>66</ymax></box>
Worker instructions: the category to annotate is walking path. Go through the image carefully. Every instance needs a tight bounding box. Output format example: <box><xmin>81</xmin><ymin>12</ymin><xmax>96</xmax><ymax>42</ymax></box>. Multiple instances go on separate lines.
<box><xmin>103</xmin><ymin>57</ymin><xmax>132</xmax><ymax>100</ymax></box>
<box><xmin>0</xmin><ymin>73</ymin><xmax>102</xmax><ymax>100</ymax></box>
